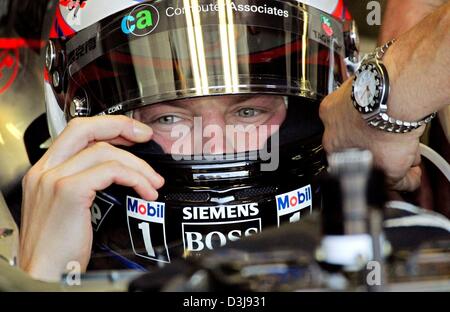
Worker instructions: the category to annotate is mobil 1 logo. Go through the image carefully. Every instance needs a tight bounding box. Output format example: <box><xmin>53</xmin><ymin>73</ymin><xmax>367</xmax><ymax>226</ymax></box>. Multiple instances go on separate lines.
<box><xmin>126</xmin><ymin>196</ymin><xmax>170</xmax><ymax>263</ymax></box>
<box><xmin>275</xmin><ymin>184</ymin><xmax>312</xmax><ymax>227</ymax></box>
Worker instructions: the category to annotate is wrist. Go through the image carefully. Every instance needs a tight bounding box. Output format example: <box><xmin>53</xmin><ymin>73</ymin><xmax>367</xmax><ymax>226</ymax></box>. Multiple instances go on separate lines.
<box><xmin>21</xmin><ymin>256</ymin><xmax>64</xmax><ymax>282</ymax></box>
<box><xmin>381</xmin><ymin>44</ymin><xmax>414</xmax><ymax>121</ymax></box>
<box><xmin>354</xmin><ymin>38</ymin><xmax>436</xmax><ymax>134</ymax></box>
<box><xmin>383</xmin><ymin>42</ymin><xmax>440</xmax><ymax>127</ymax></box>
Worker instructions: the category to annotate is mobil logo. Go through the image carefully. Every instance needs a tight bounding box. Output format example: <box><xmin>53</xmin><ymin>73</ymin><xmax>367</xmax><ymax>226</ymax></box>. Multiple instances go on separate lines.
<box><xmin>121</xmin><ymin>4</ymin><xmax>160</xmax><ymax>36</ymax></box>
<box><xmin>126</xmin><ymin>196</ymin><xmax>169</xmax><ymax>263</ymax></box>
<box><xmin>276</xmin><ymin>184</ymin><xmax>312</xmax><ymax>216</ymax></box>
<box><xmin>127</xmin><ymin>196</ymin><xmax>165</xmax><ymax>223</ymax></box>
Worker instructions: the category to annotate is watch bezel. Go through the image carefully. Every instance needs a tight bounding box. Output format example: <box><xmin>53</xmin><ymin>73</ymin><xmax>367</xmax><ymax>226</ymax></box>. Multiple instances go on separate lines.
<box><xmin>351</xmin><ymin>59</ymin><xmax>389</xmax><ymax>120</ymax></box>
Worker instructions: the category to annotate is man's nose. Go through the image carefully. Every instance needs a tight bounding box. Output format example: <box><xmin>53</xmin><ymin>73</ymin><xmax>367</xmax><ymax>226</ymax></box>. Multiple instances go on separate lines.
<box><xmin>199</xmin><ymin>114</ymin><xmax>235</xmax><ymax>154</ymax></box>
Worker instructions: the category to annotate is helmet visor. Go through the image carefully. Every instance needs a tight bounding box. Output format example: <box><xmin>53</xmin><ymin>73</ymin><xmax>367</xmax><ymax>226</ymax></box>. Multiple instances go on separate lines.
<box><xmin>63</xmin><ymin>0</ymin><xmax>347</xmax><ymax>118</ymax></box>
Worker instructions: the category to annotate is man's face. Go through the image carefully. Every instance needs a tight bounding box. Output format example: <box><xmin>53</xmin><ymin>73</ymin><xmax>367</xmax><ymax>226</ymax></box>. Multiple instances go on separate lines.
<box><xmin>133</xmin><ymin>95</ymin><xmax>287</xmax><ymax>155</ymax></box>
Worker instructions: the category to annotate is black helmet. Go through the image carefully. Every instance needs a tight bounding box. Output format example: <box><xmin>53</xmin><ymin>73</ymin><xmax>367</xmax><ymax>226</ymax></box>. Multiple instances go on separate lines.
<box><xmin>44</xmin><ymin>0</ymin><xmax>354</xmax><ymax>270</ymax></box>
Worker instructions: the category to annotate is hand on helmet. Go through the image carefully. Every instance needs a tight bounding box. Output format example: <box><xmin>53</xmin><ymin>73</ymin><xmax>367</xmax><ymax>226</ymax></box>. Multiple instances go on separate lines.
<box><xmin>19</xmin><ymin>116</ymin><xmax>164</xmax><ymax>281</ymax></box>
<box><xmin>319</xmin><ymin>79</ymin><xmax>425</xmax><ymax>192</ymax></box>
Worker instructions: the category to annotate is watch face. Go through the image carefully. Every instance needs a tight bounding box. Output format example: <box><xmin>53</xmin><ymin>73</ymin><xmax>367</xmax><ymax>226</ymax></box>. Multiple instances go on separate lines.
<box><xmin>352</xmin><ymin>63</ymin><xmax>383</xmax><ymax>114</ymax></box>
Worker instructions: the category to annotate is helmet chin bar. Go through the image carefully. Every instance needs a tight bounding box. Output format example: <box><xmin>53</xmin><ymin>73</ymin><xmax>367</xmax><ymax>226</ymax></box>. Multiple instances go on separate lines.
<box><xmin>44</xmin><ymin>82</ymin><xmax>67</xmax><ymax>140</ymax></box>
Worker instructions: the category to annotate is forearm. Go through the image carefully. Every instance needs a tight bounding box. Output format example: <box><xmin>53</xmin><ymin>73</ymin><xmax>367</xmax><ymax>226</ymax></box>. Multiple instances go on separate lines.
<box><xmin>382</xmin><ymin>1</ymin><xmax>450</xmax><ymax>121</ymax></box>
<box><xmin>380</xmin><ymin>0</ymin><xmax>446</xmax><ymax>43</ymax></box>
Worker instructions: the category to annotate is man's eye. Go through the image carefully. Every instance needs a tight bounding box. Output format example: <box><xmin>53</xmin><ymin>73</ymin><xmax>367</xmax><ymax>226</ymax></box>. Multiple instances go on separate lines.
<box><xmin>156</xmin><ymin>115</ymin><xmax>182</xmax><ymax>124</ymax></box>
<box><xmin>236</xmin><ymin>108</ymin><xmax>262</xmax><ymax>118</ymax></box>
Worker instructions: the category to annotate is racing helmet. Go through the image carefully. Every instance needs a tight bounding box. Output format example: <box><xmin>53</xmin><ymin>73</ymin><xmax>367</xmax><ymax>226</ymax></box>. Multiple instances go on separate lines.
<box><xmin>44</xmin><ymin>0</ymin><xmax>356</xmax><ymax>270</ymax></box>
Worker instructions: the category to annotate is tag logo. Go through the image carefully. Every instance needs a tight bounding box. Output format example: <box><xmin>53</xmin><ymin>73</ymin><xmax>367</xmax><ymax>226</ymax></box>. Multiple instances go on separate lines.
<box><xmin>121</xmin><ymin>4</ymin><xmax>160</xmax><ymax>36</ymax></box>
<box><xmin>321</xmin><ymin>15</ymin><xmax>334</xmax><ymax>37</ymax></box>
<box><xmin>126</xmin><ymin>196</ymin><xmax>170</xmax><ymax>263</ymax></box>
<box><xmin>275</xmin><ymin>185</ymin><xmax>312</xmax><ymax>227</ymax></box>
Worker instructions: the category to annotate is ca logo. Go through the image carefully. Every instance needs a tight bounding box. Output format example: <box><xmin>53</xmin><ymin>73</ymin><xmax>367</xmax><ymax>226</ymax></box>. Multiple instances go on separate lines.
<box><xmin>121</xmin><ymin>4</ymin><xmax>160</xmax><ymax>36</ymax></box>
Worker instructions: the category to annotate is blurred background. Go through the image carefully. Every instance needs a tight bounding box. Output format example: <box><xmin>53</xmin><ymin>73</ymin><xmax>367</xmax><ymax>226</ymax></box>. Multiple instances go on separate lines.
<box><xmin>0</xmin><ymin>0</ymin><xmax>56</xmax><ymax>223</ymax></box>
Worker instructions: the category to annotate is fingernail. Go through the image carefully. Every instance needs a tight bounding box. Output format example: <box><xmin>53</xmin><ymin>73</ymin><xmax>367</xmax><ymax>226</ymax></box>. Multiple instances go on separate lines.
<box><xmin>157</xmin><ymin>175</ymin><xmax>165</xmax><ymax>189</ymax></box>
<box><xmin>133</xmin><ymin>121</ymin><xmax>152</xmax><ymax>138</ymax></box>
<box><xmin>145</xmin><ymin>189</ymin><xmax>158</xmax><ymax>201</ymax></box>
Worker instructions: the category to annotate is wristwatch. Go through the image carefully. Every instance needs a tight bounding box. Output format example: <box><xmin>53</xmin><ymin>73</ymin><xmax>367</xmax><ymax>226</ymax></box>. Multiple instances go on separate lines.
<box><xmin>351</xmin><ymin>39</ymin><xmax>436</xmax><ymax>133</ymax></box>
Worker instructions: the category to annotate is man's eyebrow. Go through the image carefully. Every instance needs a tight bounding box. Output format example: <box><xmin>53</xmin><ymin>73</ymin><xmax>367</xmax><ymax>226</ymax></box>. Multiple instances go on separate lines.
<box><xmin>231</xmin><ymin>95</ymin><xmax>281</xmax><ymax>107</ymax></box>
<box><xmin>231</xmin><ymin>95</ymin><xmax>255</xmax><ymax>103</ymax></box>
<box><xmin>148</xmin><ymin>101</ymin><xmax>192</xmax><ymax>110</ymax></box>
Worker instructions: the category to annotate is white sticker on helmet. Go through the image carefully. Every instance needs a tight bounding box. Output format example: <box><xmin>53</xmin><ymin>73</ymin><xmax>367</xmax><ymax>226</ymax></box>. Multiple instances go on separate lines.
<box><xmin>182</xmin><ymin>203</ymin><xmax>261</xmax><ymax>253</ymax></box>
<box><xmin>182</xmin><ymin>218</ymin><xmax>262</xmax><ymax>253</ymax></box>
<box><xmin>275</xmin><ymin>184</ymin><xmax>312</xmax><ymax>227</ymax></box>
<box><xmin>59</xmin><ymin>0</ymin><xmax>146</xmax><ymax>33</ymax></box>
<box><xmin>126</xmin><ymin>196</ymin><xmax>170</xmax><ymax>263</ymax></box>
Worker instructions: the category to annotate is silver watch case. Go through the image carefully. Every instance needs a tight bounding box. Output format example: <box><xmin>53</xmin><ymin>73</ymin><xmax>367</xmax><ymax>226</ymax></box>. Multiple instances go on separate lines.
<box><xmin>351</xmin><ymin>55</ymin><xmax>390</xmax><ymax>122</ymax></box>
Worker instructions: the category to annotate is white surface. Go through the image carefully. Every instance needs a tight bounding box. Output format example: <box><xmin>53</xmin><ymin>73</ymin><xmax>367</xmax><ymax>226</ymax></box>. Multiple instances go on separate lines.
<box><xmin>420</xmin><ymin>143</ymin><xmax>450</xmax><ymax>183</ymax></box>
<box><xmin>320</xmin><ymin>234</ymin><xmax>373</xmax><ymax>268</ymax></box>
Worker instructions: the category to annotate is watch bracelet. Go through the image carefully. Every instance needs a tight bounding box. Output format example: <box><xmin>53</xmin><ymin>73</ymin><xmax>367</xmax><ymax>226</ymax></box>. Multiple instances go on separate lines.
<box><xmin>368</xmin><ymin>112</ymin><xmax>437</xmax><ymax>133</ymax></box>
<box><xmin>375</xmin><ymin>39</ymin><xmax>396</xmax><ymax>60</ymax></box>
